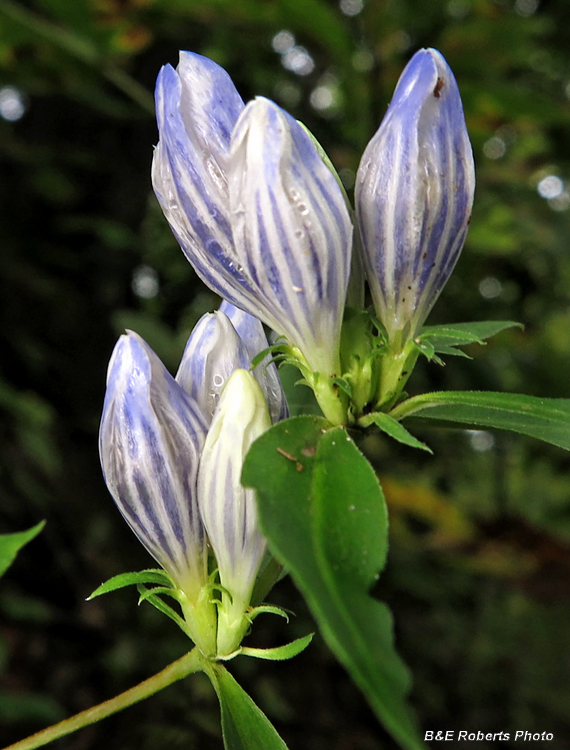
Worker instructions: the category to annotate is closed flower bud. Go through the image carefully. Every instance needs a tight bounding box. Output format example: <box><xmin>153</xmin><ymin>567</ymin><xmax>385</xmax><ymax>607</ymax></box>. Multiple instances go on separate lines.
<box><xmin>197</xmin><ymin>368</ymin><xmax>272</xmax><ymax>655</ymax></box>
<box><xmin>99</xmin><ymin>331</ymin><xmax>209</xmax><ymax>603</ymax></box>
<box><xmin>219</xmin><ymin>300</ymin><xmax>288</xmax><ymax>423</ymax></box>
<box><xmin>355</xmin><ymin>48</ymin><xmax>475</xmax><ymax>347</ymax></box>
<box><xmin>152</xmin><ymin>52</ymin><xmax>352</xmax><ymax>385</ymax></box>
<box><xmin>152</xmin><ymin>51</ymin><xmax>244</xmax><ymax>297</ymax></box>
<box><xmin>228</xmin><ymin>97</ymin><xmax>352</xmax><ymax>377</ymax></box>
<box><xmin>176</xmin><ymin>310</ymin><xmax>251</xmax><ymax>422</ymax></box>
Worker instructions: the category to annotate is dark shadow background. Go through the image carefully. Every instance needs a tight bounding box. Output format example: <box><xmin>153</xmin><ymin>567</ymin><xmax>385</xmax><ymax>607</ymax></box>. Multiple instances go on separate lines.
<box><xmin>1</xmin><ymin>0</ymin><xmax>570</xmax><ymax>747</ymax></box>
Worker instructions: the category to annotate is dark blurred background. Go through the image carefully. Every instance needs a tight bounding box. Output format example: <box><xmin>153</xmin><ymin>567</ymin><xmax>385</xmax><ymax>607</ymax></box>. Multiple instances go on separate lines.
<box><xmin>1</xmin><ymin>0</ymin><xmax>570</xmax><ymax>748</ymax></box>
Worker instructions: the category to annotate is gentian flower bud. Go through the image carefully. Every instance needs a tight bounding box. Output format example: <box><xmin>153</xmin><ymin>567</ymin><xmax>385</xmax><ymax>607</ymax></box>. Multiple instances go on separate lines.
<box><xmin>176</xmin><ymin>310</ymin><xmax>251</xmax><ymax>422</ymax></box>
<box><xmin>99</xmin><ymin>332</ymin><xmax>209</xmax><ymax>605</ymax></box>
<box><xmin>176</xmin><ymin>304</ymin><xmax>288</xmax><ymax>425</ymax></box>
<box><xmin>355</xmin><ymin>48</ymin><xmax>475</xmax><ymax>348</ymax></box>
<box><xmin>197</xmin><ymin>368</ymin><xmax>272</xmax><ymax>655</ymax></box>
<box><xmin>219</xmin><ymin>300</ymin><xmax>288</xmax><ymax>423</ymax></box>
<box><xmin>152</xmin><ymin>53</ymin><xmax>352</xmax><ymax>423</ymax></box>
<box><xmin>227</xmin><ymin>97</ymin><xmax>352</xmax><ymax>378</ymax></box>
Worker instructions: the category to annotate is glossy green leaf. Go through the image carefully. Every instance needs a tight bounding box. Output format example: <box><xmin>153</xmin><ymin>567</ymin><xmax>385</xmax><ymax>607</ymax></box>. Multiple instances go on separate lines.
<box><xmin>358</xmin><ymin>411</ymin><xmax>432</xmax><ymax>453</ymax></box>
<box><xmin>239</xmin><ymin>634</ymin><xmax>314</xmax><ymax>661</ymax></box>
<box><xmin>242</xmin><ymin>416</ymin><xmax>424</xmax><ymax>750</ymax></box>
<box><xmin>0</xmin><ymin>521</ymin><xmax>45</xmax><ymax>578</ymax></box>
<box><xmin>390</xmin><ymin>391</ymin><xmax>570</xmax><ymax>450</ymax></box>
<box><xmin>87</xmin><ymin>569</ymin><xmax>173</xmax><ymax>599</ymax></box>
<box><xmin>205</xmin><ymin>662</ymin><xmax>289</xmax><ymax>750</ymax></box>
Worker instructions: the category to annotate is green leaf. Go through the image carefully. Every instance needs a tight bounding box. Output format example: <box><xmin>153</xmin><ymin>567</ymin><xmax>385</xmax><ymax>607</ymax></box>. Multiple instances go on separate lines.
<box><xmin>0</xmin><ymin>521</ymin><xmax>45</xmax><ymax>579</ymax></box>
<box><xmin>420</xmin><ymin>320</ymin><xmax>522</xmax><ymax>350</ymax></box>
<box><xmin>390</xmin><ymin>391</ymin><xmax>570</xmax><ymax>451</ymax></box>
<box><xmin>358</xmin><ymin>412</ymin><xmax>432</xmax><ymax>453</ymax></box>
<box><xmin>205</xmin><ymin>662</ymin><xmax>289</xmax><ymax>750</ymax></box>
<box><xmin>239</xmin><ymin>634</ymin><xmax>314</xmax><ymax>661</ymax></box>
<box><xmin>243</xmin><ymin>416</ymin><xmax>424</xmax><ymax>750</ymax></box>
<box><xmin>87</xmin><ymin>569</ymin><xmax>173</xmax><ymax>600</ymax></box>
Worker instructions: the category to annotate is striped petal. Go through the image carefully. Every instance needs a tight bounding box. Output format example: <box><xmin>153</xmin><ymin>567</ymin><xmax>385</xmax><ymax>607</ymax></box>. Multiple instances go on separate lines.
<box><xmin>355</xmin><ymin>48</ymin><xmax>475</xmax><ymax>345</ymax></box>
<box><xmin>197</xmin><ymin>369</ymin><xmax>271</xmax><ymax>623</ymax></box>
<box><xmin>152</xmin><ymin>52</ymin><xmax>252</xmax><ymax>299</ymax></box>
<box><xmin>175</xmin><ymin>310</ymin><xmax>251</xmax><ymax>422</ymax></box>
<box><xmin>228</xmin><ymin>98</ymin><xmax>352</xmax><ymax>376</ymax></box>
<box><xmin>152</xmin><ymin>53</ymin><xmax>352</xmax><ymax>378</ymax></box>
<box><xmin>219</xmin><ymin>300</ymin><xmax>289</xmax><ymax>423</ymax></box>
<box><xmin>99</xmin><ymin>331</ymin><xmax>208</xmax><ymax>601</ymax></box>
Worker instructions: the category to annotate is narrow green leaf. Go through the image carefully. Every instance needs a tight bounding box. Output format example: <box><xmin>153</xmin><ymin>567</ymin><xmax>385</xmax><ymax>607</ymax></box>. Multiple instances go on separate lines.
<box><xmin>420</xmin><ymin>320</ymin><xmax>522</xmax><ymax>349</ymax></box>
<box><xmin>205</xmin><ymin>663</ymin><xmax>289</xmax><ymax>750</ymax></box>
<box><xmin>358</xmin><ymin>412</ymin><xmax>432</xmax><ymax>453</ymax></box>
<box><xmin>390</xmin><ymin>391</ymin><xmax>570</xmax><ymax>451</ymax></box>
<box><xmin>0</xmin><ymin>521</ymin><xmax>45</xmax><ymax>578</ymax></box>
<box><xmin>243</xmin><ymin>416</ymin><xmax>424</xmax><ymax>750</ymax></box>
<box><xmin>239</xmin><ymin>634</ymin><xmax>314</xmax><ymax>661</ymax></box>
<box><xmin>87</xmin><ymin>569</ymin><xmax>173</xmax><ymax>599</ymax></box>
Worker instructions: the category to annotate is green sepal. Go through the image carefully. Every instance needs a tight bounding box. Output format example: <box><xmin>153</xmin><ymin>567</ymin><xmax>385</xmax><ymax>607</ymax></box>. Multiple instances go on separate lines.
<box><xmin>250</xmin><ymin>343</ymin><xmax>292</xmax><ymax>370</ymax></box>
<box><xmin>358</xmin><ymin>412</ymin><xmax>432</xmax><ymax>453</ymax></box>
<box><xmin>137</xmin><ymin>585</ymin><xmax>181</xmax><ymax>606</ymax></box>
<box><xmin>204</xmin><ymin>662</ymin><xmax>290</xmax><ymax>750</ymax></box>
<box><xmin>239</xmin><ymin>633</ymin><xmax>314</xmax><ymax>661</ymax></box>
<box><xmin>136</xmin><ymin>584</ymin><xmax>188</xmax><ymax>632</ymax></box>
<box><xmin>0</xmin><ymin>521</ymin><xmax>45</xmax><ymax>579</ymax></box>
<box><xmin>331</xmin><ymin>376</ymin><xmax>352</xmax><ymax>397</ymax></box>
<box><xmin>87</xmin><ymin>569</ymin><xmax>174</xmax><ymax>600</ymax></box>
<box><xmin>247</xmin><ymin>604</ymin><xmax>290</xmax><ymax>624</ymax></box>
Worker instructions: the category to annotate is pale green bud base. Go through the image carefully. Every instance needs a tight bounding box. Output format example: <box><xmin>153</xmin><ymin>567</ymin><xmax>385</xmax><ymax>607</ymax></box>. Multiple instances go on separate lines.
<box><xmin>179</xmin><ymin>587</ymin><xmax>218</xmax><ymax>658</ymax></box>
<box><xmin>213</xmin><ymin>585</ymin><xmax>255</xmax><ymax>656</ymax></box>
<box><xmin>375</xmin><ymin>339</ymin><xmax>419</xmax><ymax>411</ymax></box>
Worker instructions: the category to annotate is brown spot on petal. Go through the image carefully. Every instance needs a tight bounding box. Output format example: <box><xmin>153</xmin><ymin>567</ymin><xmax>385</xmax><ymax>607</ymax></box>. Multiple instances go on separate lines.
<box><xmin>433</xmin><ymin>77</ymin><xmax>445</xmax><ymax>98</ymax></box>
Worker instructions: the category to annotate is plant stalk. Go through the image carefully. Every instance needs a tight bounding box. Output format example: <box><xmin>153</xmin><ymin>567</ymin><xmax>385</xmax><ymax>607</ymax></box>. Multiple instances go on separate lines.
<box><xmin>2</xmin><ymin>649</ymin><xmax>204</xmax><ymax>750</ymax></box>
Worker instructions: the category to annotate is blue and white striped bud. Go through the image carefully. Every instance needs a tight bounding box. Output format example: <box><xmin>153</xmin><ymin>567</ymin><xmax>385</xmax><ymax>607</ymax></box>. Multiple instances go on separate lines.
<box><xmin>227</xmin><ymin>97</ymin><xmax>352</xmax><ymax>378</ymax></box>
<box><xmin>176</xmin><ymin>310</ymin><xmax>251</xmax><ymax>422</ymax></box>
<box><xmin>152</xmin><ymin>51</ymin><xmax>244</xmax><ymax>296</ymax></box>
<box><xmin>355</xmin><ymin>48</ymin><xmax>475</xmax><ymax>348</ymax></box>
<box><xmin>99</xmin><ymin>332</ymin><xmax>209</xmax><ymax>605</ymax></box>
<box><xmin>152</xmin><ymin>53</ymin><xmax>352</xmax><ymax>407</ymax></box>
<box><xmin>219</xmin><ymin>300</ymin><xmax>288</xmax><ymax>424</ymax></box>
<box><xmin>197</xmin><ymin>368</ymin><xmax>272</xmax><ymax>655</ymax></box>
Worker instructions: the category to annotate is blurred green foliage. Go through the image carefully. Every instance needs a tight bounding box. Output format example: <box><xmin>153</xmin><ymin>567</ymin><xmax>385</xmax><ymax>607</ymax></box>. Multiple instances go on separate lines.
<box><xmin>1</xmin><ymin>0</ymin><xmax>570</xmax><ymax>747</ymax></box>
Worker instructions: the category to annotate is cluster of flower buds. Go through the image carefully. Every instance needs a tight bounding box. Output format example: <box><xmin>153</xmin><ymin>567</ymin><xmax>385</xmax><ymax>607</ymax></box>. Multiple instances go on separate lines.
<box><xmin>99</xmin><ymin>303</ymin><xmax>287</xmax><ymax>657</ymax></box>
<box><xmin>99</xmin><ymin>46</ymin><xmax>474</xmax><ymax>656</ymax></box>
<box><xmin>151</xmin><ymin>48</ymin><xmax>474</xmax><ymax>423</ymax></box>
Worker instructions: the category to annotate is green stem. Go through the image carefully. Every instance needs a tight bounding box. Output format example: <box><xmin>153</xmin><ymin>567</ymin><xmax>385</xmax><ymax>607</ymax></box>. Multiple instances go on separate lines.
<box><xmin>2</xmin><ymin>649</ymin><xmax>204</xmax><ymax>750</ymax></box>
